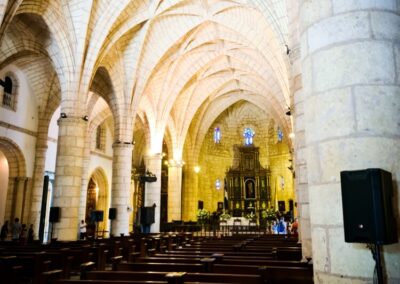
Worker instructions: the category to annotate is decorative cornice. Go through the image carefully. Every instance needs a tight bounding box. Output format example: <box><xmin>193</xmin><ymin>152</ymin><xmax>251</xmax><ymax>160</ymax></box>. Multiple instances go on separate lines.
<box><xmin>90</xmin><ymin>150</ymin><xmax>113</xmax><ymax>161</ymax></box>
<box><xmin>0</xmin><ymin>120</ymin><xmax>37</xmax><ymax>137</ymax></box>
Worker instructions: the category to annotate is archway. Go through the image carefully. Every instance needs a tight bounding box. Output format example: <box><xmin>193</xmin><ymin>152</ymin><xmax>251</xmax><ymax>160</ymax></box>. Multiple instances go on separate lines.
<box><xmin>0</xmin><ymin>138</ymin><xmax>26</xmax><ymax>225</ymax></box>
<box><xmin>86</xmin><ymin>167</ymin><xmax>109</xmax><ymax>237</ymax></box>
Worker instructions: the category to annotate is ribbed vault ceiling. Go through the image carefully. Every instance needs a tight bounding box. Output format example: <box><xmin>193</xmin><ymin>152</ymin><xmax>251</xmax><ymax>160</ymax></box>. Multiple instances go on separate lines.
<box><xmin>0</xmin><ymin>0</ymin><xmax>291</xmax><ymax>157</ymax></box>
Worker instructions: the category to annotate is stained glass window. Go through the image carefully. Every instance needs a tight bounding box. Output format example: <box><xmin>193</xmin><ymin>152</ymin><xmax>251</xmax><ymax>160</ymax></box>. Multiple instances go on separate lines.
<box><xmin>243</xmin><ymin>127</ymin><xmax>255</xmax><ymax>145</ymax></box>
<box><xmin>214</xmin><ymin>127</ymin><xmax>221</xmax><ymax>143</ymax></box>
<box><xmin>215</xmin><ymin>178</ymin><xmax>221</xmax><ymax>190</ymax></box>
<box><xmin>277</xmin><ymin>127</ymin><xmax>283</xmax><ymax>142</ymax></box>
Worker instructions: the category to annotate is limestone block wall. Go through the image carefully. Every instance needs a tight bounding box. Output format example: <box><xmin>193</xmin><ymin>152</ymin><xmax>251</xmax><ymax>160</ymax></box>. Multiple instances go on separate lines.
<box><xmin>300</xmin><ymin>1</ymin><xmax>400</xmax><ymax>282</ymax></box>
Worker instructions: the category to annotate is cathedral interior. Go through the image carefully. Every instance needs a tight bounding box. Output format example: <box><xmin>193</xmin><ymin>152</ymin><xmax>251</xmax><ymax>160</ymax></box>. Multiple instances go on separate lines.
<box><xmin>0</xmin><ymin>0</ymin><xmax>399</xmax><ymax>282</ymax></box>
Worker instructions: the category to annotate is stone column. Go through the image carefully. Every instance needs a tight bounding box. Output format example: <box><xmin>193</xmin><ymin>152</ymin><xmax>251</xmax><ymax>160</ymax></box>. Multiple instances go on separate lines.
<box><xmin>300</xmin><ymin>1</ymin><xmax>400</xmax><ymax>282</ymax></box>
<box><xmin>78</xmin><ymin>133</ymin><xmax>92</xmax><ymax>225</ymax></box>
<box><xmin>21</xmin><ymin>178</ymin><xmax>32</xmax><ymax>224</ymax></box>
<box><xmin>52</xmin><ymin>117</ymin><xmax>87</xmax><ymax>240</ymax></box>
<box><xmin>288</xmin><ymin>1</ymin><xmax>312</xmax><ymax>259</ymax></box>
<box><xmin>29</xmin><ymin>145</ymin><xmax>48</xmax><ymax>234</ymax></box>
<box><xmin>110</xmin><ymin>142</ymin><xmax>133</xmax><ymax>236</ymax></box>
<box><xmin>144</xmin><ymin>153</ymin><xmax>162</xmax><ymax>232</ymax></box>
<box><xmin>5</xmin><ymin>177</ymin><xmax>16</xmax><ymax>221</ymax></box>
<box><xmin>13</xmin><ymin>177</ymin><xmax>27</xmax><ymax>221</ymax></box>
<box><xmin>167</xmin><ymin>160</ymin><xmax>183</xmax><ymax>222</ymax></box>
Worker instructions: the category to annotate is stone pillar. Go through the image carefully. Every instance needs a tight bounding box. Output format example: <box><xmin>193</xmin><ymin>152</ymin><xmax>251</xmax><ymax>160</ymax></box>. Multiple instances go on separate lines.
<box><xmin>167</xmin><ymin>160</ymin><xmax>183</xmax><ymax>222</ymax></box>
<box><xmin>29</xmin><ymin>145</ymin><xmax>48</xmax><ymax>234</ymax></box>
<box><xmin>5</xmin><ymin>177</ymin><xmax>16</xmax><ymax>221</ymax></box>
<box><xmin>111</xmin><ymin>142</ymin><xmax>133</xmax><ymax>236</ymax></box>
<box><xmin>288</xmin><ymin>1</ymin><xmax>312</xmax><ymax>259</ymax></box>
<box><xmin>13</xmin><ymin>177</ymin><xmax>27</xmax><ymax>221</ymax></box>
<box><xmin>300</xmin><ymin>1</ymin><xmax>400</xmax><ymax>282</ymax></box>
<box><xmin>21</xmin><ymin>178</ymin><xmax>32</xmax><ymax>224</ymax></box>
<box><xmin>78</xmin><ymin>134</ymin><xmax>92</xmax><ymax>225</ymax></box>
<box><xmin>145</xmin><ymin>153</ymin><xmax>162</xmax><ymax>232</ymax></box>
<box><xmin>52</xmin><ymin>117</ymin><xmax>87</xmax><ymax>240</ymax></box>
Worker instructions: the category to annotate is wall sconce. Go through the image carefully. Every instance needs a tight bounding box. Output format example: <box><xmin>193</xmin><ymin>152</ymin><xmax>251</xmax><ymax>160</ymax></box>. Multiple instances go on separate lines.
<box><xmin>285</xmin><ymin>107</ymin><xmax>291</xmax><ymax>116</ymax></box>
<box><xmin>194</xmin><ymin>166</ymin><xmax>201</xmax><ymax>173</ymax></box>
<box><xmin>60</xmin><ymin>112</ymin><xmax>67</xmax><ymax>118</ymax></box>
<box><xmin>82</xmin><ymin>115</ymin><xmax>89</xmax><ymax>121</ymax></box>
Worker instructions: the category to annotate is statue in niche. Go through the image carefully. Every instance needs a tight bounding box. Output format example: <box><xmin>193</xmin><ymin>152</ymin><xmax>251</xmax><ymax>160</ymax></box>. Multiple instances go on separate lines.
<box><xmin>245</xmin><ymin>180</ymin><xmax>255</xmax><ymax>199</ymax></box>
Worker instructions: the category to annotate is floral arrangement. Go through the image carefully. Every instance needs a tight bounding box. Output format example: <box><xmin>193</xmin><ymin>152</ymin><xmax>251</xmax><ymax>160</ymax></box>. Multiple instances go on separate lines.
<box><xmin>245</xmin><ymin>211</ymin><xmax>256</xmax><ymax>220</ymax></box>
<box><xmin>219</xmin><ymin>212</ymin><xmax>231</xmax><ymax>221</ymax></box>
<box><xmin>261</xmin><ymin>208</ymin><xmax>277</xmax><ymax>221</ymax></box>
<box><xmin>196</xmin><ymin>209</ymin><xmax>210</xmax><ymax>223</ymax></box>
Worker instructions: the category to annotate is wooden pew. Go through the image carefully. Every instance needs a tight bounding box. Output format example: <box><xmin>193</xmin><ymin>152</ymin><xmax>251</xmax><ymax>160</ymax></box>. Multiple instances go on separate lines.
<box><xmin>83</xmin><ymin>271</ymin><xmax>262</xmax><ymax>284</ymax></box>
<box><xmin>134</xmin><ymin>256</ymin><xmax>310</xmax><ymax>268</ymax></box>
<box><xmin>115</xmin><ymin>262</ymin><xmax>208</xmax><ymax>273</ymax></box>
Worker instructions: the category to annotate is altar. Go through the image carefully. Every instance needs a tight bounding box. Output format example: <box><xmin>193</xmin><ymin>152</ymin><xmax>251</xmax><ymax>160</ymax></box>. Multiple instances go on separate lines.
<box><xmin>225</xmin><ymin>145</ymin><xmax>270</xmax><ymax>219</ymax></box>
<box><xmin>221</xmin><ymin>217</ymin><xmax>254</xmax><ymax>226</ymax></box>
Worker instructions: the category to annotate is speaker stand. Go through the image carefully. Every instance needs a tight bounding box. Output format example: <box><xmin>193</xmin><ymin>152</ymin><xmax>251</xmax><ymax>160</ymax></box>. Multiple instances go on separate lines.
<box><xmin>96</xmin><ymin>221</ymin><xmax>99</xmax><ymax>239</ymax></box>
<box><xmin>368</xmin><ymin>243</ymin><xmax>384</xmax><ymax>284</ymax></box>
<box><xmin>50</xmin><ymin>222</ymin><xmax>54</xmax><ymax>242</ymax></box>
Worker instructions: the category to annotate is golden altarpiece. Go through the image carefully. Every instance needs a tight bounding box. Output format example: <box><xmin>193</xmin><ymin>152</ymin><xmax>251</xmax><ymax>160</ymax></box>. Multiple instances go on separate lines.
<box><xmin>225</xmin><ymin>145</ymin><xmax>270</xmax><ymax>219</ymax></box>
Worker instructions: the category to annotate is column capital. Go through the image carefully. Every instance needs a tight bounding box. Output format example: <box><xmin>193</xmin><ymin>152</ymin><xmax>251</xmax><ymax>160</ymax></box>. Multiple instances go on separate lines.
<box><xmin>144</xmin><ymin>153</ymin><xmax>163</xmax><ymax>161</ymax></box>
<box><xmin>14</xmin><ymin>176</ymin><xmax>28</xmax><ymax>182</ymax></box>
<box><xmin>112</xmin><ymin>141</ymin><xmax>134</xmax><ymax>149</ymax></box>
<box><xmin>167</xmin><ymin>159</ymin><xmax>184</xmax><ymax>168</ymax></box>
<box><xmin>57</xmin><ymin>116</ymin><xmax>89</xmax><ymax>126</ymax></box>
<box><xmin>35</xmin><ymin>144</ymin><xmax>48</xmax><ymax>151</ymax></box>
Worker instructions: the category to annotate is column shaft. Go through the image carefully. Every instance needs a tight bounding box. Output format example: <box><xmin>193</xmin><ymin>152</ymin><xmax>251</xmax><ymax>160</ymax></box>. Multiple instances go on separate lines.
<box><xmin>111</xmin><ymin>143</ymin><xmax>133</xmax><ymax>236</ymax></box>
<box><xmin>167</xmin><ymin>162</ymin><xmax>183</xmax><ymax>222</ymax></box>
<box><xmin>300</xmin><ymin>1</ymin><xmax>400</xmax><ymax>282</ymax></box>
<box><xmin>145</xmin><ymin>154</ymin><xmax>162</xmax><ymax>232</ymax></box>
<box><xmin>13</xmin><ymin>177</ymin><xmax>27</xmax><ymax>221</ymax></box>
<box><xmin>29</xmin><ymin>145</ymin><xmax>48</xmax><ymax>234</ymax></box>
<box><xmin>52</xmin><ymin>117</ymin><xmax>87</xmax><ymax>240</ymax></box>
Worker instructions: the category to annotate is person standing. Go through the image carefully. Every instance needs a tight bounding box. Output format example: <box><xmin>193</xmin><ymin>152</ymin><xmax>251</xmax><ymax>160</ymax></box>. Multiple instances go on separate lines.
<box><xmin>79</xmin><ymin>220</ymin><xmax>87</xmax><ymax>240</ymax></box>
<box><xmin>12</xmin><ymin>218</ymin><xmax>22</xmax><ymax>242</ymax></box>
<box><xmin>19</xmin><ymin>224</ymin><xmax>27</xmax><ymax>245</ymax></box>
<box><xmin>291</xmin><ymin>218</ymin><xmax>298</xmax><ymax>237</ymax></box>
<box><xmin>27</xmin><ymin>224</ymin><xmax>34</xmax><ymax>243</ymax></box>
<box><xmin>277</xmin><ymin>217</ymin><xmax>287</xmax><ymax>235</ymax></box>
<box><xmin>1</xmin><ymin>221</ymin><xmax>9</xmax><ymax>241</ymax></box>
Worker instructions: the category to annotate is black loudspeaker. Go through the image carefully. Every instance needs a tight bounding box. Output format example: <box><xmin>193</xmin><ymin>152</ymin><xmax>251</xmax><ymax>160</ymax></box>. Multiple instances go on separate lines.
<box><xmin>109</xmin><ymin>208</ymin><xmax>117</xmax><ymax>220</ymax></box>
<box><xmin>140</xmin><ymin>207</ymin><xmax>155</xmax><ymax>225</ymax></box>
<box><xmin>91</xmin><ymin>210</ymin><xmax>104</xmax><ymax>222</ymax></box>
<box><xmin>340</xmin><ymin>168</ymin><xmax>398</xmax><ymax>244</ymax></box>
<box><xmin>278</xmin><ymin>201</ymin><xmax>286</xmax><ymax>212</ymax></box>
<box><xmin>49</xmin><ymin>207</ymin><xmax>60</xmax><ymax>223</ymax></box>
<box><xmin>289</xmin><ymin>200</ymin><xmax>294</xmax><ymax>211</ymax></box>
<box><xmin>198</xmin><ymin>200</ymin><xmax>204</xmax><ymax>210</ymax></box>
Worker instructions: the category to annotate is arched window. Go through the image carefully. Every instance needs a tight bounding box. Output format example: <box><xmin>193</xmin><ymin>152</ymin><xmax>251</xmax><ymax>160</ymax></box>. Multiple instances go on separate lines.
<box><xmin>243</xmin><ymin>127</ymin><xmax>255</xmax><ymax>145</ymax></box>
<box><xmin>95</xmin><ymin>124</ymin><xmax>106</xmax><ymax>151</ymax></box>
<box><xmin>1</xmin><ymin>73</ymin><xmax>18</xmax><ymax>111</ymax></box>
<box><xmin>277</xmin><ymin>127</ymin><xmax>283</xmax><ymax>142</ymax></box>
<box><xmin>214</xmin><ymin>127</ymin><xmax>221</xmax><ymax>143</ymax></box>
<box><xmin>215</xmin><ymin>178</ymin><xmax>221</xmax><ymax>190</ymax></box>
